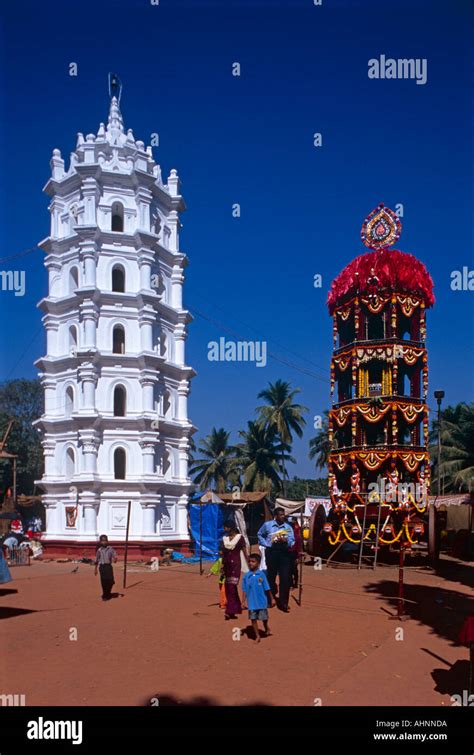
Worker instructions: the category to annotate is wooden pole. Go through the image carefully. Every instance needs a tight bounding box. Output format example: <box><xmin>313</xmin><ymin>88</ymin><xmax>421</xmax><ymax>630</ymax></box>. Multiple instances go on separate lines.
<box><xmin>13</xmin><ymin>458</ymin><xmax>17</xmax><ymax>503</ymax></box>
<box><xmin>297</xmin><ymin>484</ymin><xmax>309</xmax><ymax>606</ymax></box>
<box><xmin>297</xmin><ymin>504</ymin><xmax>304</xmax><ymax>606</ymax></box>
<box><xmin>199</xmin><ymin>499</ymin><xmax>203</xmax><ymax>575</ymax></box>
<box><xmin>469</xmin><ymin>641</ymin><xmax>473</xmax><ymax>697</ymax></box>
<box><xmin>122</xmin><ymin>500</ymin><xmax>132</xmax><ymax>589</ymax></box>
<box><xmin>428</xmin><ymin>501</ymin><xmax>437</xmax><ymax>566</ymax></box>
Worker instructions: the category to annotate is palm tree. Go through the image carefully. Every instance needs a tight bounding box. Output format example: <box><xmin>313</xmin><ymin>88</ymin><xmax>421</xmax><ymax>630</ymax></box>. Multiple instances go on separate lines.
<box><xmin>430</xmin><ymin>402</ymin><xmax>474</xmax><ymax>493</ymax></box>
<box><xmin>256</xmin><ymin>380</ymin><xmax>307</xmax><ymax>486</ymax></box>
<box><xmin>187</xmin><ymin>434</ymin><xmax>196</xmax><ymax>467</ymax></box>
<box><xmin>235</xmin><ymin>421</ymin><xmax>294</xmax><ymax>494</ymax></box>
<box><xmin>309</xmin><ymin>410</ymin><xmax>331</xmax><ymax>472</ymax></box>
<box><xmin>189</xmin><ymin>427</ymin><xmax>237</xmax><ymax>493</ymax></box>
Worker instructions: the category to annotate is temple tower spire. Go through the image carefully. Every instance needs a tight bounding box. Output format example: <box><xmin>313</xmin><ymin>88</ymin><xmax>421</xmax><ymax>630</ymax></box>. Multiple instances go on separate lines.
<box><xmin>34</xmin><ymin>81</ymin><xmax>195</xmax><ymax>555</ymax></box>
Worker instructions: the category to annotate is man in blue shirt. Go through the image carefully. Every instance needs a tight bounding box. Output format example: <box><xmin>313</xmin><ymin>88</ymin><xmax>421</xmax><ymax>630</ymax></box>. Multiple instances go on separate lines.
<box><xmin>242</xmin><ymin>552</ymin><xmax>274</xmax><ymax>642</ymax></box>
<box><xmin>257</xmin><ymin>507</ymin><xmax>295</xmax><ymax>612</ymax></box>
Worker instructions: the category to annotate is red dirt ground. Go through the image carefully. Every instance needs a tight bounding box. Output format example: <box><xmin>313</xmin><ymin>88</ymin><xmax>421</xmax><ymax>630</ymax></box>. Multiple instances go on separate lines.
<box><xmin>1</xmin><ymin>556</ymin><xmax>472</xmax><ymax>706</ymax></box>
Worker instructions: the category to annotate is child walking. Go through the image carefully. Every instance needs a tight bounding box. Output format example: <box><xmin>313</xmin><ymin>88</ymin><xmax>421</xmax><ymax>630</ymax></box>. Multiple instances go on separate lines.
<box><xmin>207</xmin><ymin>553</ymin><xmax>227</xmax><ymax>610</ymax></box>
<box><xmin>94</xmin><ymin>535</ymin><xmax>118</xmax><ymax>601</ymax></box>
<box><xmin>242</xmin><ymin>552</ymin><xmax>274</xmax><ymax>642</ymax></box>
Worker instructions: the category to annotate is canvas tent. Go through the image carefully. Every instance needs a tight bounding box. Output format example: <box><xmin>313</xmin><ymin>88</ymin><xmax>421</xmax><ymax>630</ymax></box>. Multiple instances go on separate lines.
<box><xmin>188</xmin><ymin>492</ymin><xmax>272</xmax><ymax>561</ymax></box>
<box><xmin>188</xmin><ymin>492</ymin><xmax>224</xmax><ymax>561</ymax></box>
<box><xmin>431</xmin><ymin>493</ymin><xmax>474</xmax><ymax>531</ymax></box>
<box><xmin>275</xmin><ymin>497</ymin><xmax>305</xmax><ymax>516</ymax></box>
<box><xmin>431</xmin><ymin>493</ymin><xmax>474</xmax><ymax>560</ymax></box>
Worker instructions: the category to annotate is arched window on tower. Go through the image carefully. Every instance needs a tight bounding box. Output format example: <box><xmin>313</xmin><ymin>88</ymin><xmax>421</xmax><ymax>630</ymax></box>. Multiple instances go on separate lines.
<box><xmin>398</xmin><ymin>313</ymin><xmax>412</xmax><ymax>341</ymax></box>
<box><xmin>113</xmin><ymin>385</ymin><xmax>126</xmax><ymax>417</ymax></box>
<box><xmin>65</xmin><ymin>447</ymin><xmax>75</xmax><ymax>478</ymax></box>
<box><xmin>162</xmin><ymin>447</ymin><xmax>171</xmax><ymax>479</ymax></box>
<box><xmin>69</xmin><ymin>266</ymin><xmax>79</xmax><ymax>293</ymax></box>
<box><xmin>153</xmin><ymin>383</ymin><xmax>162</xmax><ymax>417</ymax></box>
<box><xmin>397</xmin><ymin>366</ymin><xmax>412</xmax><ymax>397</ymax></box>
<box><xmin>69</xmin><ymin>325</ymin><xmax>78</xmax><ymax>350</ymax></box>
<box><xmin>112</xmin><ymin>265</ymin><xmax>125</xmax><ymax>293</ymax></box>
<box><xmin>338</xmin><ymin>315</ymin><xmax>355</xmax><ymax>348</ymax></box>
<box><xmin>159</xmin><ymin>331</ymin><xmax>168</xmax><ymax>358</ymax></box>
<box><xmin>65</xmin><ymin>386</ymin><xmax>74</xmax><ymax>417</ymax></box>
<box><xmin>112</xmin><ymin>325</ymin><xmax>125</xmax><ymax>354</ymax></box>
<box><xmin>163</xmin><ymin>389</ymin><xmax>172</xmax><ymax>419</ymax></box>
<box><xmin>114</xmin><ymin>448</ymin><xmax>126</xmax><ymax>479</ymax></box>
<box><xmin>111</xmin><ymin>202</ymin><xmax>124</xmax><ymax>232</ymax></box>
<box><xmin>153</xmin><ymin>213</ymin><xmax>161</xmax><ymax>236</ymax></box>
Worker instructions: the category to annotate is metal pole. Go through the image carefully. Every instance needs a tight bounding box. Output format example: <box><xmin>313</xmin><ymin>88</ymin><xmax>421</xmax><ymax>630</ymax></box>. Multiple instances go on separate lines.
<box><xmin>437</xmin><ymin>401</ymin><xmax>442</xmax><ymax>499</ymax></box>
<box><xmin>434</xmin><ymin>395</ymin><xmax>443</xmax><ymax>565</ymax></box>
<box><xmin>397</xmin><ymin>544</ymin><xmax>405</xmax><ymax>619</ymax></box>
<box><xmin>199</xmin><ymin>499</ymin><xmax>203</xmax><ymax>575</ymax></box>
<box><xmin>435</xmin><ymin>404</ymin><xmax>441</xmax><ymax>557</ymax></box>
<box><xmin>122</xmin><ymin>500</ymin><xmax>132</xmax><ymax>589</ymax></box>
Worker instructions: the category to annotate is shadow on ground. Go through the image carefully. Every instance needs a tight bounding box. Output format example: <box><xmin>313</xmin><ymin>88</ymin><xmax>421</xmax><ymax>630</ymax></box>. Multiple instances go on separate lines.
<box><xmin>142</xmin><ymin>693</ymin><xmax>271</xmax><ymax>706</ymax></box>
<box><xmin>365</xmin><ymin>580</ymin><xmax>473</xmax><ymax>644</ymax></box>
<box><xmin>0</xmin><ymin>606</ymin><xmax>38</xmax><ymax>620</ymax></box>
<box><xmin>432</xmin><ymin>558</ymin><xmax>474</xmax><ymax>591</ymax></box>
<box><xmin>366</xmin><ymin>579</ymin><xmax>473</xmax><ymax>697</ymax></box>
<box><xmin>0</xmin><ymin>588</ymin><xmax>17</xmax><ymax>597</ymax></box>
<box><xmin>430</xmin><ymin>660</ymin><xmax>470</xmax><ymax>697</ymax></box>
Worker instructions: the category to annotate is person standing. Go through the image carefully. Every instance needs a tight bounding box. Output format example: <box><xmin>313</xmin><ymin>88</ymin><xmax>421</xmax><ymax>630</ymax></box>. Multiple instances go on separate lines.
<box><xmin>222</xmin><ymin>522</ymin><xmax>248</xmax><ymax>619</ymax></box>
<box><xmin>258</xmin><ymin>507</ymin><xmax>294</xmax><ymax>612</ymax></box>
<box><xmin>94</xmin><ymin>535</ymin><xmax>118</xmax><ymax>601</ymax></box>
<box><xmin>288</xmin><ymin>518</ymin><xmax>302</xmax><ymax>589</ymax></box>
<box><xmin>242</xmin><ymin>553</ymin><xmax>274</xmax><ymax>642</ymax></box>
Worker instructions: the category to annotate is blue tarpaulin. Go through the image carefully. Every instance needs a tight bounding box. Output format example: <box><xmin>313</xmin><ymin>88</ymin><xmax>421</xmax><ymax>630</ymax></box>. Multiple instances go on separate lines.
<box><xmin>171</xmin><ymin>551</ymin><xmax>201</xmax><ymax>564</ymax></box>
<box><xmin>188</xmin><ymin>502</ymin><xmax>224</xmax><ymax>561</ymax></box>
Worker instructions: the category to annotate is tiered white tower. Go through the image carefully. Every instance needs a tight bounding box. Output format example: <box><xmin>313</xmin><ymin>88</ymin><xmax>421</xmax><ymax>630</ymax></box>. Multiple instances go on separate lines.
<box><xmin>35</xmin><ymin>93</ymin><xmax>195</xmax><ymax>553</ymax></box>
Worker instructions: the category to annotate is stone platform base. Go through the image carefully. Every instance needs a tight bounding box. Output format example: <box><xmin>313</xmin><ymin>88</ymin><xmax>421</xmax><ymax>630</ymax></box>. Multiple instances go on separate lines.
<box><xmin>38</xmin><ymin>539</ymin><xmax>194</xmax><ymax>560</ymax></box>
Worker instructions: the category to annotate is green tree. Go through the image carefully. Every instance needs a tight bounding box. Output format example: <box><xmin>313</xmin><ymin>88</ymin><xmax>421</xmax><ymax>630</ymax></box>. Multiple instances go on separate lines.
<box><xmin>256</xmin><ymin>379</ymin><xmax>307</xmax><ymax>484</ymax></box>
<box><xmin>0</xmin><ymin>379</ymin><xmax>43</xmax><ymax>495</ymax></box>
<box><xmin>286</xmin><ymin>477</ymin><xmax>329</xmax><ymax>499</ymax></box>
<box><xmin>187</xmin><ymin>434</ymin><xmax>196</xmax><ymax>466</ymax></box>
<box><xmin>235</xmin><ymin>421</ymin><xmax>293</xmax><ymax>494</ymax></box>
<box><xmin>189</xmin><ymin>427</ymin><xmax>237</xmax><ymax>493</ymax></box>
<box><xmin>430</xmin><ymin>402</ymin><xmax>474</xmax><ymax>493</ymax></box>
<box><xmin>309</xmin><ymin>410</ymin><xmax>331</xmax><ymax>472</ymax></box>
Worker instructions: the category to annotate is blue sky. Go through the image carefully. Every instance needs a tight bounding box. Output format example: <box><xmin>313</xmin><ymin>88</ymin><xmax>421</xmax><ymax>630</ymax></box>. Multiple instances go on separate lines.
<box><xmin>0</xmin><ymin>0</ymin><xmax>472</xmax><ymax>477</ymax></box>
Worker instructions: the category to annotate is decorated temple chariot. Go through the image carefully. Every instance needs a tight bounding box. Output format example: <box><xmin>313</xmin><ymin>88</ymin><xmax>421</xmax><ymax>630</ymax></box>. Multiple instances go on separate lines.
<box><xmin>309</xmin><ymin>204</ymin><xmax>435</xmax><ymax>563</ymax></box>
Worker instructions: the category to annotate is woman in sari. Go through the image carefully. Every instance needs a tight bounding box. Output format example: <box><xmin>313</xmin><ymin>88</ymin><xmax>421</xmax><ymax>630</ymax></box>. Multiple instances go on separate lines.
<box><xmin>222</xmin><ymin>522</ymin><xmax>248</xmax><ymax>619</ymax></box>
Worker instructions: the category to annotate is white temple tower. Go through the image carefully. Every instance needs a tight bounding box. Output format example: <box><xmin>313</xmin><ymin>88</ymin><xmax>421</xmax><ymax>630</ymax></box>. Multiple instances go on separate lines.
<box><xmin>35</xmin><ymin>90</ymin><xmax>195</xmax><ymax>555</ymax></box>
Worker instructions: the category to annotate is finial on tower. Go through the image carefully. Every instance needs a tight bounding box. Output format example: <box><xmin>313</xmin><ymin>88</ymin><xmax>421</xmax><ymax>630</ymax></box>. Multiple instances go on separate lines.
<box><xmin>108</xmin><ymin>72</ymin><xmax>122</xmax><ymax>104</ymax></box>
<box><xmin>360</xmin><ymin>203</ymin><xmax>401</xmax><ymax>251</ymax></box>
<box><xmin>106</xmin><ymin>74</ymin><xmax>125</xmax><ymax>145</ymax></box>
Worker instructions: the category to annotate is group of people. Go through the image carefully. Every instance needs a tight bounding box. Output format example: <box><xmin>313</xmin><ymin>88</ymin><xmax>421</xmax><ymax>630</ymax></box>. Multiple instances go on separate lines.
<box><xmin>1</xmin><ymin>507</ymin><xmax>301</xmax><ymax>641</ymax></box>
<box><xmin>0</xmin><ymin>513</ymin><xmax>43</xmax><ymax>585</ymax></box>
<box><xmin>210</xmin><ymin>507</ymin><xmax>301</xmax><ymax>641</ymax></box>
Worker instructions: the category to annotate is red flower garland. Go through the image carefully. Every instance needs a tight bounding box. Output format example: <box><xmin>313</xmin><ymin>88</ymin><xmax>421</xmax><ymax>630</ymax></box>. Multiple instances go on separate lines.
<box><xmin>327</xmin><ymin>248</ymin><xmax>435</xmax><ymax>314</ymax></box>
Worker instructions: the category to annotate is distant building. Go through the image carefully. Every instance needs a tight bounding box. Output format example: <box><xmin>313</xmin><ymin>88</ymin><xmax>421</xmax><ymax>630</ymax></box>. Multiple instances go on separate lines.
<box><xmin>34</xmin><ymin>90</ymin><xmax>195</xmax><ymax>555</ymax></box>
